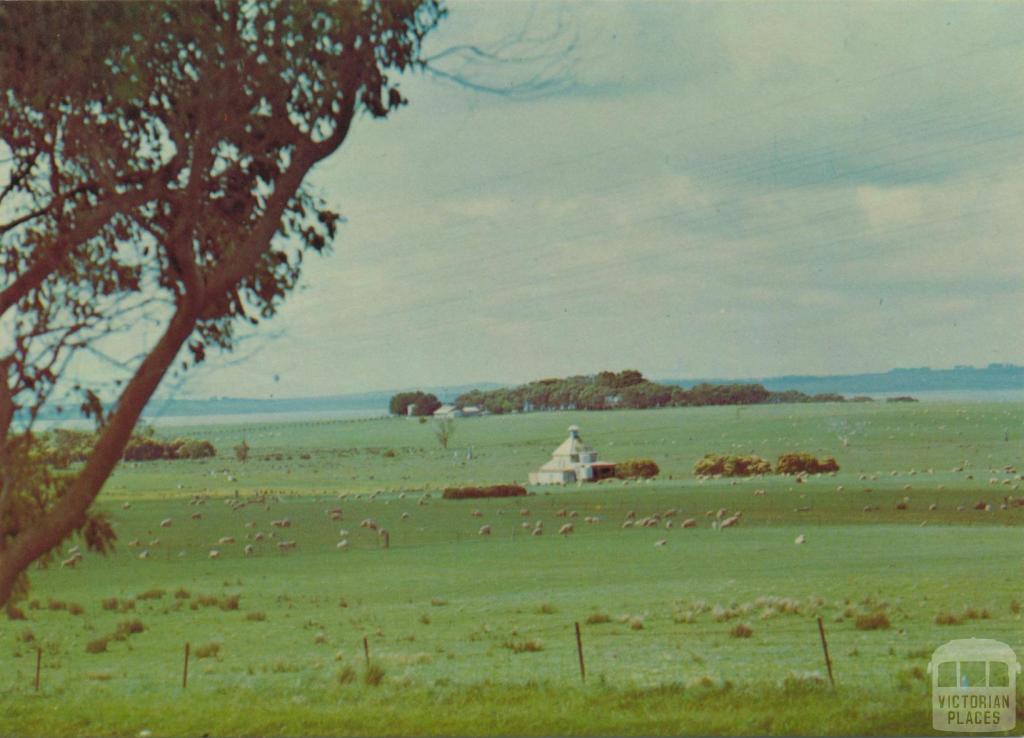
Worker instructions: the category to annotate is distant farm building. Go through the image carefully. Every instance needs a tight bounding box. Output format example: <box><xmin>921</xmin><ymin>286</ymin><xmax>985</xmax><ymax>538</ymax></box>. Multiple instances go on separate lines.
<box><xmin>433</xmin><ymin>404</ymin><xmax>485</xmax><ymax>419</ymax></box>
<box><xmin>528</xmin><ymin>425</ymin><xmax>616</xmax><ymax>485</ymax></box>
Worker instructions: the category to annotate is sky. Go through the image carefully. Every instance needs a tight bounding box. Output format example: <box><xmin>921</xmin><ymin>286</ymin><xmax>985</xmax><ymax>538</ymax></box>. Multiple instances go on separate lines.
<box><xmin>143</xmin><ymin>2</ymin><xmax>1024</xmax><ymax>398</ymax></box>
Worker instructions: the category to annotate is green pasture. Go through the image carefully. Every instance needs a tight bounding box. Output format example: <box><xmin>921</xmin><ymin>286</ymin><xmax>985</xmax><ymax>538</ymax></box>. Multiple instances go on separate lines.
<box><xmin>2</xmin><ymin>402</ymin><xmax>1022</xmax><ymax>736</ymax></box>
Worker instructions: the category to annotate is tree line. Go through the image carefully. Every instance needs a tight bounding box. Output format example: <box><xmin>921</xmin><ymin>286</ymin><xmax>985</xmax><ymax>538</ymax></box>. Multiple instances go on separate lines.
<box><xmin>445</xmin><ymin>370</ymin><xmax>854</xmax><ymax>415</ymax></box>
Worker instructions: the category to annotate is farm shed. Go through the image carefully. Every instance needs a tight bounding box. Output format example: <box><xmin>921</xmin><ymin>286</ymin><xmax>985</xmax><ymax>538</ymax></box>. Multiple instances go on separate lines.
<box><xmin>528</xmin><ymin>425</ymin><xmax>616</xmax><ymax>484</ymax></box>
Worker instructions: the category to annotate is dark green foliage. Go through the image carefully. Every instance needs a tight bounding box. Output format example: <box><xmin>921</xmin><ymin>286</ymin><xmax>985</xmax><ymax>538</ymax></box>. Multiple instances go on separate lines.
<box><xmin>455</xmin><ymin>371</ymin><xmax>847</xmax><ymax>414</ymax></box>
<box><xmin>776</xmin><ymin>453</ymin><xmax>840</xmax><ymax>475</ymax></box>
<box><xmin>694</xmin><ymin>454</ymin><xmax>772</xmax><ymax>477</ymax></box>
<box><xmin>389</xmin><ymin>391</ymin><xmax>442</xmax><ymax>416</ymax></box>
<box><xmin>442</xmin><ymin>485</ymin><xmax>527</xmax><ymax>500</ymax></box>
<box><xmin>886</xmin><ymin>396</ymin><xmax>919</xmax><ymax>403</ymax></box>
<box><xmin>615</xmin><ymin>458</ymin><xmax>660</xmax><ymax>479</ymax></box>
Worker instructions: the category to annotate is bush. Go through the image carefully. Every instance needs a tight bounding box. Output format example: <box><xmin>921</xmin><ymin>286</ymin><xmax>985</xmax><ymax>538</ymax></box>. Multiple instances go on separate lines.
<box><xmin>86</xmin><ymin>637</ymin><xmax>109</xmax><ymax>654</ymax></box>
<box><xmin>776</xmin><ymin>453</ymin><xmax>840</xmax><ymax>475</ymax></box>
<box><xmin>175</xmin><ymin>439</ymin><xmax>216</xmax><ymax>459</ymax></box>
<box><xmin>694</xmin><ymin>454</ymin><xmax>771</xmax><ymax>477</ymax></box>
<box><xmin>503</xmin><ymin>639</ymin><xmax>543</xmax><ymax>653</ymax></box>
<box><xmin>137</xmin><ymin>588</ymin><xmax>165</xmax><ymax>601</ymax></box>
<box><xmin>615</xmin><ymin>458</ymin><xmax>660</xmax><ymax>479</ymax></box>
<box><xmin>6</xmin><ymin>605</ymin><xmax>26</xmax><ymax>621</ymax></box>
<box><xmin>234</xmin><ymin>440</ymin><xmax>250</xmax><ymax>463</ymax></box>
<box><xmin>194</xmin><ymin>642</ymin><xmax>221</xmax><ymax>659</ymax></box>
<box><xmin>730</xmin><ymin>623</ymin><xmax>754</xmax><ymax>638</ymax></box>
<box><xmin>442</xmin><ymin>485</ymin><xmax>527</xmax><ymax>500</ymax></box>
<box><xmin>364</xmin><ymin>663</ymin><xmax>386</xmax><ymax>686</ymax></box>
<box><xmin>855</xmin><ymin>611</ymin><xmax>890</xmax><ymax>630</ymax></box>
<box><xmin>585</xmin><ymin>612</ymin><xmax>611</xmax><ymax>625</ymax></box>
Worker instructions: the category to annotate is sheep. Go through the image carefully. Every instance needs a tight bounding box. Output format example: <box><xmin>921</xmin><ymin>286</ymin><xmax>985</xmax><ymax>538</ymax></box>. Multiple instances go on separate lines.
<box><xmin>330</xmin><ymin>511</ymin><xmax>343</xmax><ymax>521</ymax></box>
<box><xmin>664</xmin><ymin>520</ymin><xmax>673</xmax><ymax>530</ymax></box>
<box><xmin>621</xmin><ymin>520</ymin><xmax>634</xmax><ymax>529</ymax></box>
<box><xmin>654</xmin><ymin>539</ymin><xmax>667</xmax><ymax>547</ymax></box>
<box><xmin>681</xmin><ymin>518</ymin><xmax>698</xmax><ymax>528</ymax></box>
<box><xmin>471</xmin><ymin>509</ymin><xmax>483</xmax><ymax>518</ymax></box>
<box><xmin>753</xmin><ymin>489</ymin><xmax>766</xmax><ymax>496</ymax></box>
<box><xmin>522</xmin><ymin>522</ymin><xmax>531</xmax><ymax>529</ymax></box>
<box><xmin>336</xmin><ymin>540</ymin><xmax>349</xmax><ymax>550</ymax></box>
<box><xmin>159</xmin><ymin>518</ymin><xmax>173</xmax><ymax>528</ymax></box>
<box><xmin>277</xmin><ymin>540</ymin><xmax>297</xmax><ymax>552</ymax></box>
<box><xmin>720</xmin><ymin>514</ymin><xmax>741</xmax><ymax>529</ymax></box>
<box><xmin>555</xmin><ymin>509</ymin><xmax>567</xmax><ymax>518</ymax></box>
<box><xmin>863</xmin><ymin>505</ymin><xmax>879</xmax><ymax>512</ymax></box>
<box><xmin>253</xmin><ymin>532</ymin><xmax>265</xmax><ymax>541</ymax></box>
<box><xmin>558</xmin><ymin>523</ymin><xmax>574</xmax><ymax>536</ymax></box>
<box><xmin>519</xmin><ymin>508</ymin><xmax>530</xmax><ymax>517</ymax></box>
<box><xmin>794</xmin><ymin>534</ymin><xmax>806</xmax><ymax>545</ymax></box>
<box><xmin>121</xmin><ymin>502</ymin><xmax>131</xmax><ymax>510</ymax></box>
<box><xmin>244</xmin><ymin>521</ymin><xmax>256</xmax><ymax>528</ymax></box>
<box><xmin>531</xmin><ymin>526</ymin><xmax>543</xmax><ymax>536</ymax></box>
<box><xmin>127</xmin><ymin>539</ymin><xmax>141</xmax><ymax>548</ymax></box>
<box><xmin>148</xmin><ymin>538</ymin><xmax>161</xmax><ymax>547</ymax></box>
<box><xmin>61</xmin><ymin>555</ymin><xmax>80</xmax><ymax>568</ymax></box>
<box><xmin>190</xmin><ymin>512</ymin><xmax>203</xmax><ymax>520</ymax></box>
<box><xmin>244</xmin><ymin>544</ymin><xmax>255</xmax><ymax>556</ymax></box>
<box><xmin>138</xmin><ymin>549</ymin><xmax>150</xmax><ymax>559</ymax></box>
<box><xmin>359</xmin><ymin>518</ymin><xmax>378</xmax><ymax>531</ymax></box>
<box><xmin>401</xmin><ymin>512</ymin><xmax>410</xmax><ymax>520</ymax></box>
<box><xmin>208</xmin><ymin>549</ymin><xmax>221</xmax><ymax>559</ymax></box>
<box><xmin>479</xmin><ymin>525</ymin><xmax>492</xmax><ymax>536</ymax></box>
<box><xmin>928</xmin><ymin>503</ymin><xmax>938</xmax><ymax>511</ymax></box>
<box><xmin>218</xmin><ymin>536</ymin><xmax>236</xmax><ymax>545</ymax></box>
<box><xmin>625</xmin><ymin>510</ymin><xmax>636</xmax><ymax>520</ymax></box>
<box><xmin>569</xmin><ymin>510</ymin><xmax>579</xmax><ymax>518</ymax></box>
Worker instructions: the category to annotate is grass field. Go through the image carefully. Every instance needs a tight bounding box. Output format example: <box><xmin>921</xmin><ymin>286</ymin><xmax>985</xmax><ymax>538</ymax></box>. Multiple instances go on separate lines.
<box><xmin>2</xmin><ymin>402</ymin><xmax>1022</xmax><ymax>736</ymax></box>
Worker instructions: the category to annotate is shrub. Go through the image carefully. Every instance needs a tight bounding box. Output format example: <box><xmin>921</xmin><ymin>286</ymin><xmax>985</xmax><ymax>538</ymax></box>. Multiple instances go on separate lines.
<box><xmin>776</xmin><ymin>453</ymin><xmax>840</xmax><ymax>475</ymax></box>
<box><xmin>503</xmin><ymin>639</ymin><xmax>543</xmax><ymax>653</ymax></box>
<box><xmin>364</xmin><ymin>663</ymin><xmax>386</xmax><ymax>686</ymax></box>
<box><xmin>194</xmin><ymin>642</ymin><xmax>221</xmax><ymax>659</ymax></box>
<box><xmin>337</xmin><ymin>665</ymin><xmax>357</xmax><ymax>684</ymax></box>
<box><xmin>585</xmin><ymin>612</ymin><xmax>611</xmax><ymax>625</ymax></box>
<box><xmin>86</xmin><ymin>637</ymin><xmax>109</xmax><ymax>654</ymax></box>
<box><xmin>855</xmin><ymin>611</ymin><xmax>890</xmax><ymax>630</ymax></box>
<box><xmin>536</xmin><ymin>603</ymin><xmax>556</xmax><ymax>615</ymax></box>
<box><xmin>175</xmin><ymin>439</ymin><xmax>216</xmax><ymax>459</ymax></box>
<box><xmin>101</xmin><ymin>598</ymin><xmax>119</xmax><ymax>611</ymax></box>
<box><xmin>234</xmin><ymin>440</ymin><xmax>250</xmax><ymax>463</ymax></box>
<box><xmin>219</xmin><ymin>594</ymin><xmax>241</xmax><ymax>611</ymax></box>
<box><xmin>68</xmin><ymin>602</ymin><xmax>85</xmax><ymax>616</ymax></box>
<box><xmin>47</xmin><ymin>599</ymin><xmax>67</xmax><ymax>611</ymax></box>
<box><xmin>615</xmin><ymin>458</ymin><xmax>660</xmax><ymax>479</ymax></box>
<box><xmin>17</xmin><ymin>628</ymin><xmax>35</xmax><ymax>643</ymax></box>
<box><xmin>935</xmin><ymin>612</ymin><xmax>963</xmax><ymax>626</ymax></box>
<box><xmin>6</xmin><ymin>605</ymin><xmax>26</xmax><ymax>621</ymax></box>
<box><xmin>442</xmin><ymin>485</ymin><xmax>527</xmax><ymax>500</ymax></box>
<box><xmin>174</xmin><ymin>588</ymin><xmax>190</xmax><ymax>600</ymax></box>
<box><xmin>137</xmin><ymin>588</ymin><xmax>165</xmax><ymax>601</ymax></box>
<box><xmin>730</xmin><ymin>623</ymin><xmax>754</xmax><ymax>638</ymax></box>
<box><xmin>245</xmin><ymin>611</ymin><xmax>267</xmax><ymax>622</ymax></box>
<box><xmin>694</xmin><ymin>454</ymin><xmax>771</xmax><ymax>478</ymax></box>
<box><xmin>114</xmin><ymin>619</ymin><xmax>145</xmax><ymax>639</ymax></box>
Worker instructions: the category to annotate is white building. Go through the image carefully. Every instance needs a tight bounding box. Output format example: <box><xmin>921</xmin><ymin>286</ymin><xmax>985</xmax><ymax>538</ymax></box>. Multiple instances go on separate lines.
<box><xmin>528</xmin><ymin>425</ymin><xmax>616</xmax><ymax>485</ymax></box>
<box><xmin>433</xmin><ymin>404</ymin><xmax>462</xmax><ymax>419</ymax></box>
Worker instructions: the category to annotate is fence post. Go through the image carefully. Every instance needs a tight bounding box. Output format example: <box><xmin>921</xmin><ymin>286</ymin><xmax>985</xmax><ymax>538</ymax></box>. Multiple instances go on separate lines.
<box><xmin>816</xmin><ymin>616</ymin><xmax>835</xmax><ymax>687</ymax></box>
<box><xmin>34</xmin><ymin>647</ymin><xmax>41</xmax><ymax>691</ymax></box>
<box><xmin>574</xmin><ymin>622</ymin><xmax>586</xmax><ymax>683</ymax></box>
<box><xmin>363</xmin><ymin>636</ymin><xmax>370</xmax><ymax>667</ymax></box>
<box><xmin>182</xmin><ymin>642</ymin><xmax>190</xmax><ymax>688</ymax></box>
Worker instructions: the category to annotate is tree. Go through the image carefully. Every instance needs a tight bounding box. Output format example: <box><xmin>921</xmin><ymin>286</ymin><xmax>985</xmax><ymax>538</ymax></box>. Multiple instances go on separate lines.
<box><xmin>0</xmin><ymin>0</ymin><xmax>445</xmax><ymax>607</ymax></box>
<box><xmin>434</xmin><ymin>417</ymin><xmax>455</xmax><ymax>450</ymax></box>
<box><xmin>389</xmin><ymin>390</ymin><xmax>440</xmax><ymax>416</ymax></box>
<box><xmin>233</xmin><ymin>439</ymin><xmax>250</xmax><ymax>464</ymax></box>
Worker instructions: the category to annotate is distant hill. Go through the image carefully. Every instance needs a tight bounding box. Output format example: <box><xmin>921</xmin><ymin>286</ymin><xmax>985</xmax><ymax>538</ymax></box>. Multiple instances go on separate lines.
<box><xmin>662</xmin><ymin>364</ymin><xmax>1024</xmax><ymax>396</ymax></box>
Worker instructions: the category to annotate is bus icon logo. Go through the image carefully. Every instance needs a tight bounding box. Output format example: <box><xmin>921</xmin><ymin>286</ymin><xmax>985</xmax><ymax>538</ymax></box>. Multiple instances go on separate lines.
<box><xmin>928</xmin><ymin>639</ymin><xmax>1020</xmax><ymax>732</ymax></box>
